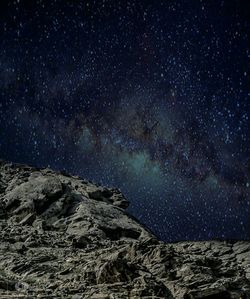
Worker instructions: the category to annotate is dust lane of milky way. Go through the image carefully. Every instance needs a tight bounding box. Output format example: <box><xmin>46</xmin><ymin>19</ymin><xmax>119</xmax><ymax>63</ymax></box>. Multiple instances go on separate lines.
<box><xmin>0</xmin><ymin>0</ymin><xmax>249</xmax><ymax>241</ymax></box>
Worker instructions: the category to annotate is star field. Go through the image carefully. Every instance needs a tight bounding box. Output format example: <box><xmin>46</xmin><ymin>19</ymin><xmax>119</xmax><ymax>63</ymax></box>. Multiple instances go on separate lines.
<box><xmin>0</xmin><ymin>0</ymin><xmax>249</xmax><ymax>241</ymax></box>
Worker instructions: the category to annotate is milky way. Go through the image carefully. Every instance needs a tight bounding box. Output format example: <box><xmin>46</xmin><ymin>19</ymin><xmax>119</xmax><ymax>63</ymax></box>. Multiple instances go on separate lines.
<box><xmin>0</xmin><ymin>0</ymin><xmax>249</xmax><ymax>241</ymax></box>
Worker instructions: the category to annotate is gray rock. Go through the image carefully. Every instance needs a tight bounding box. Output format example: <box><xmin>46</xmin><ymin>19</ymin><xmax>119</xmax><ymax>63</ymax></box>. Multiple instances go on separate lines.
<box><xmin>19</xmin><ymin>212</ymin><xmax>36</xmax><ymax>225</ymax></box>
<box><xmin>0</xmin><ymin>161</ymin><xmax>249</xmax><ymax>298</ymax></box>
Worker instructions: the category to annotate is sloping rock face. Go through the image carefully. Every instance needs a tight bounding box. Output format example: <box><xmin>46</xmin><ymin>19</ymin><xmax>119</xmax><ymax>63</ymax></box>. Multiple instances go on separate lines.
<box><xmin>0</xmin><ymin>160</ymin><xmax>249</xmax><ymax>299</ymax></box>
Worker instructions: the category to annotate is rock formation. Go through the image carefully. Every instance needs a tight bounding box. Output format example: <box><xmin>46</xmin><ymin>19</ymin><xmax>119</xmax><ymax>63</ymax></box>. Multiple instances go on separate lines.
<box><xmin>0</xmin><ymin>160</ymin><xmax>249</xmax><ymax>298</ymax></box>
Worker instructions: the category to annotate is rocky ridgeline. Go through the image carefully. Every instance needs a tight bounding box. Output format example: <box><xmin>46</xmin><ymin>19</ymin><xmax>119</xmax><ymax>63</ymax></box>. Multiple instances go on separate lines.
<box><xmin>0</xmin><ymin>160</ymin><xmax>249</xmax><ymax>299</ymax></box>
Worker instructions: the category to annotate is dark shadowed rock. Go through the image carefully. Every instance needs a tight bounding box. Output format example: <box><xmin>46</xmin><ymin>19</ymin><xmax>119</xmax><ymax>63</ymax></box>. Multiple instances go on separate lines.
<box><xmin>0</xmin><ymin>161</ymin><xmax>249</xmax><ymax>298</ymax></box>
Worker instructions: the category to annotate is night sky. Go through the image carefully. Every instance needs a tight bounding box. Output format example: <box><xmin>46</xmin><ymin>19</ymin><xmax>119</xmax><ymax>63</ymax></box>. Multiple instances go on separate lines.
<box><xmin>0</xmin><ymin>0</ymin><xmax>249</xmax><ymax>242</ymax></box>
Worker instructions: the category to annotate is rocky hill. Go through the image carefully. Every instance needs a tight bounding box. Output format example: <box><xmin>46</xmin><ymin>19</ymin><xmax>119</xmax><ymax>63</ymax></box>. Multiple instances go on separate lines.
<box><xmin>0</xmin><ymin>160</ymin><xmax>249</xmax><ymax>298</ymax></box>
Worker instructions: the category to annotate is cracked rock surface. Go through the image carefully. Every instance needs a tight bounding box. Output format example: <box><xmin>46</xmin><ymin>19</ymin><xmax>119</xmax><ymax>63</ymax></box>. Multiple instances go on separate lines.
<box><xmin>0</xmin><ymin>160</ymin><xmax>249</xmax><ymax>298</ymax></box>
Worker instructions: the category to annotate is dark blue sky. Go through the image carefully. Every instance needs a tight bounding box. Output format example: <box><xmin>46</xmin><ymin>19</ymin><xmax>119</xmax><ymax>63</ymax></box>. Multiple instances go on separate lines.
<box><xmin>0</xmin><ymin>0</ymin><xmax>249</xmax><ymax>241</ymax></box>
